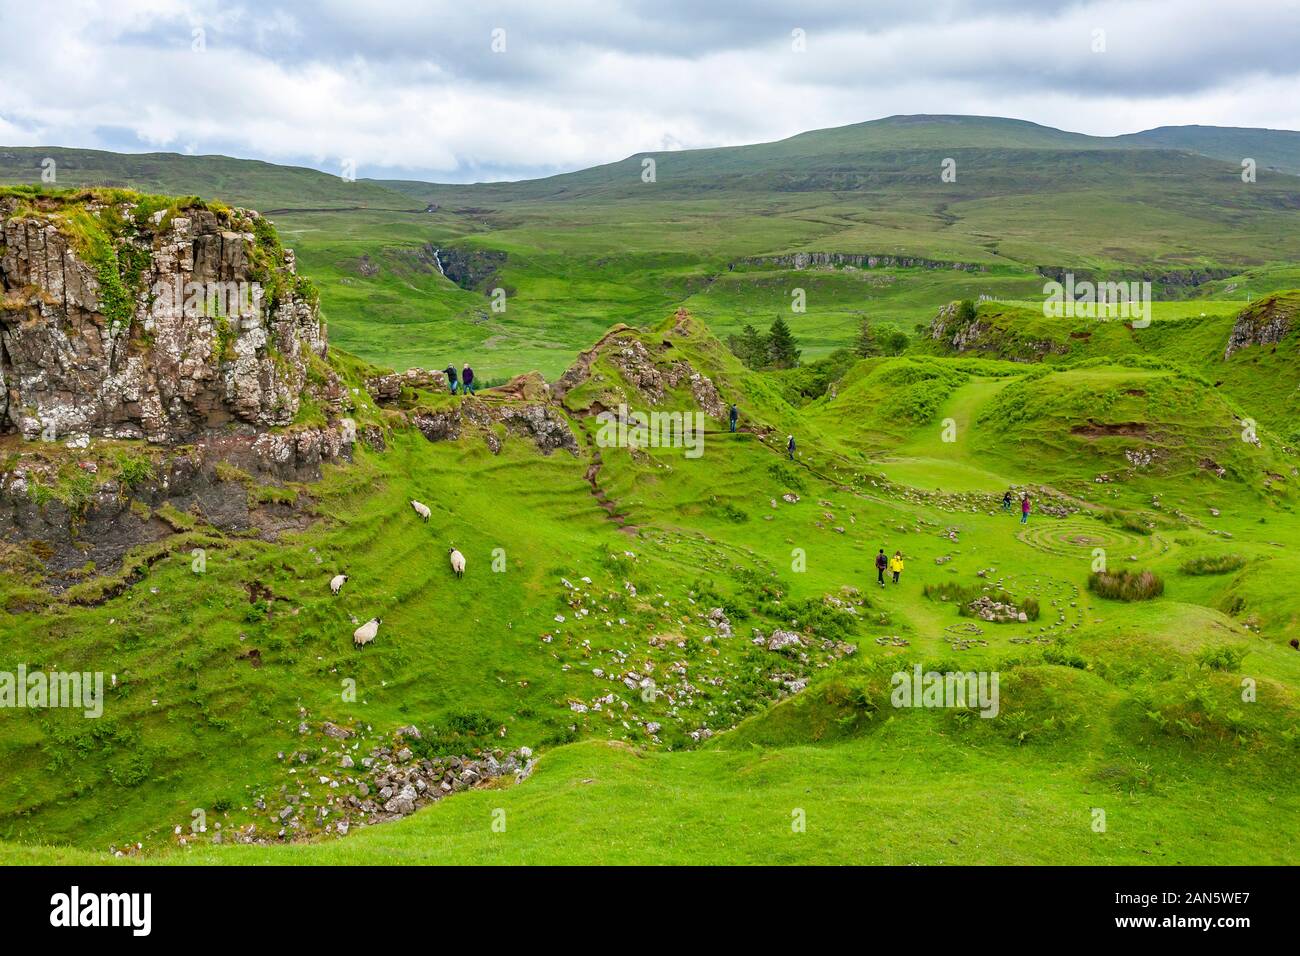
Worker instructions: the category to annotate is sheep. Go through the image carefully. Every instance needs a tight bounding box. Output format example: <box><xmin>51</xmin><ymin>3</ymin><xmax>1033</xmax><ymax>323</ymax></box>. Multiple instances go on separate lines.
<box><xmin>410</xmin><ymin>499</ymin><xmax>431</xmax><ymax>521</ymax></box>
<box><xmin>448</xmin><ymin>547</ymin><xmax>466</xmax><ymax>578</ymax></box>
<box><xmin>353</xmin><ymin>617</ymin><xmax>381</xmax><ymax>646</ymax></box>
<box><xmin>329</xmin><ymin>573</ymin><xmax>348</xmax><ymax>595</ymax></box>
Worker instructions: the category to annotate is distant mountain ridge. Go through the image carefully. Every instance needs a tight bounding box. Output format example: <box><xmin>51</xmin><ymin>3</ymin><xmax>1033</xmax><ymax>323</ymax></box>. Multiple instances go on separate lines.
<box><xmin>1</xmin><ymin>116</ymin><xmax>1297</xmax><ymax>207</ymax></box>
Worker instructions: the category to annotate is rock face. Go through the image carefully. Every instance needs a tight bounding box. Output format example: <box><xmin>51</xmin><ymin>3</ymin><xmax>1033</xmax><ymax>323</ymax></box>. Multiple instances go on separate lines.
<box><xmin>0</xmin><ymin>193</ymin><xmax>327</xmax><ymax>444</ymax></box>
<box><xmin>432</xmin><ymin>245</ymin><xmax>507</xmax><ymax>292</ymax></box>
<box><xmin>736</xmin><ymin>252</ymin><xmax>986</xmax><ymax>273</ymax></box>
<box><xmin>411</xmin><ymin>400</ymin><xmax>580</xmax><ymax>456</ymax></box>
<box><xmin>0</xmin><ymin>421</ymin><xmax>353</xmax><ymax>590</ymax></box>
<box><xmin>1224</xmin><ymin>292</ymin><xmax>1300</xmax><ymax>359</ymax></box>
<box><xmin>551</xmin><ymin>321</ymin><xmax>725</xmax><ymax>419</ymax></box>
<box><xmin>1036</xmin><ymin>264</ymin><xmax>1233</xmax><ymax>293</ymax></box>
<box><xmin>929</xmin><ymin>300</ymin><xmax>1067</xmax><ymax>361</ymax></box>
<box><xmin>365</xmin><ymin>367</ymin><xmax>449</xmax><ymax>403</ymax></box>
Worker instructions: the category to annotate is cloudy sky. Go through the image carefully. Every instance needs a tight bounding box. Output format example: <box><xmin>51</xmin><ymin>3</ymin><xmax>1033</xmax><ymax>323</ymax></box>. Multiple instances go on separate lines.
<box><xmin>2</xmin><ymin>0</ymin><xmax>1298</xmax><ymax>182</ymax></box>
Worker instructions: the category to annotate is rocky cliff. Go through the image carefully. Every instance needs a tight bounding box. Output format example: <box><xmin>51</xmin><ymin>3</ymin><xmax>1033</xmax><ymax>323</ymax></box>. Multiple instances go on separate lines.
<box><xmin>1224</xmin><ymin>291</ymin><xmax>1300</xmax><ymax>358</ymax></box>
<box><xmin>929</xmin><ymin>300</ymin><xmax>1070</xmax><ymax>361</ymax></box>
<box><xmin>734</xmin><ymin>251</ymin><xmax>986</xmax><ymax>273</ymax></box>
<box><xmin>0</xmin><ymin>189</ymin><xmax>328</xmax><ymax>445</ymax></box>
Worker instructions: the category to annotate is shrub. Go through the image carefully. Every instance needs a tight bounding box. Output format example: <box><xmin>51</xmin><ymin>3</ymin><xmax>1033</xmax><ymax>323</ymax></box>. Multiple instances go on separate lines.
<box><xmin>1195</xmin><ymin>644</ymin><xmax>1248</xmax><ymax>672</ymax></box>
<box><xmin>1088</xmin><ymin>569</ymin><xmax>1164</xmax><ymax>601</ymax></box>
<box><xmin>113</xmin><ymin>450</ymin><xmax>155</xmax><ymax>489</ymax></box>
<box><xmin>767</xmin><ymin>462</ymin><xmax>805</xmax><ymax>492</ymax></box>
<box><xmin>1043</xmin><ymin>645</ymin><xmax>1088</xmax><ymax>669</ymax></box>
<box><xmin>1180</xmin><ymin>554</ymin><xmax>1247</xmax><ymax>576</ymax></box>
<box><xmin>413</xmin><ymin>710</ymin><xmax>503</xmax><ymax>755</ymax></box>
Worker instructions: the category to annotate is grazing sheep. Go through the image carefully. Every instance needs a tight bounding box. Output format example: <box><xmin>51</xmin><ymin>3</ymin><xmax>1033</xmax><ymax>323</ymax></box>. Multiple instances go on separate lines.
<box><xmin>449</xmin><ymin>547</ymin><xmax>466</xmax><ymax>578</ymax></box>
<box><xmin>330</xmin><ymin>573</ymin><xmax>348</xmax><ymax>595</ymax></box>
<box><xmin>410</xmin><ymin>499</ymin><xmax>431</xmax><ymax>521</ymax></box>
<box><xmin>353</xmin><ymin>617</ymin><xmax>381</xmax><ymax>646</ymax></box>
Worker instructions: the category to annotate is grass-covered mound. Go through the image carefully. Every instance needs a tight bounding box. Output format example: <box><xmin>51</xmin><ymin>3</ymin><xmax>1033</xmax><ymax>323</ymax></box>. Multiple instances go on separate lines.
<box><xmin>971</xmin><ymin>364</ymin><xmax>1290</xmax><ymax>492</ymax></box>
<box><xmin>1180</xmin><ymin>554</ymin><xmax>1248</xmax><ymax>576</ymax></box>
<box><xmin>1089</xmin><ymin>569</ymin><xmax>1165</xmax><ymax>602</ymax></box>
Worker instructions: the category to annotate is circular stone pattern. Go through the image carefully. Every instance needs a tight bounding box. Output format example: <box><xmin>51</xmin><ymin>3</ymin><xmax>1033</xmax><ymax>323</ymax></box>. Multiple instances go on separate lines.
<box><xmin>1017</xmin><ymin>516</ymin><xmax>1166</xmax><ymax>563</ymax></box>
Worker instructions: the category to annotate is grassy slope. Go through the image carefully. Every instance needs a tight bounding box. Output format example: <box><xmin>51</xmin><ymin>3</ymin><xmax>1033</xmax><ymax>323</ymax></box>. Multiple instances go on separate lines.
<box><xmin>3</xmin><ymin>124</ymin><xmax>1300</xmax><ymax>865</ymax></box>
<box><xmin>3</xmin><ymin>314</ymin><xmax>1299</xmax><ymax>864</ymax></box>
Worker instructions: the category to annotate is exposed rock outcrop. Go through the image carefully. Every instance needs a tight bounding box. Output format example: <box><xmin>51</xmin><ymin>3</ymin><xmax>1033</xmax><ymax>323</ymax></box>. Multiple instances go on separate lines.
<box><xmin>0</xmin><ymin>191</ymin><xmax>329</xmax><ymax>444</ymax></box>
<box><xmin>365</xmin><ymin>367</ymin><xmax>449</xmax><ymax>403</ymax></box>
<box><xmin>412</xmin><ymin>399</ymin><xmax>579</xmax><ymax>456</ymax></box>
<box><xmin>1036</xmin><ymin>264</ymin><xmax>1233</xmax><ymax>292</ymax></box>
<box><xmin>736</xmin><ymin>252</ymin><xmax>986</xmax><ymax>273</ymax></box>
<box><xmin>432</xmin><ymin>244</ymin><xmax>507</xmax><ymax>292</ymax></box>
<box><xmin>0</xmin><ymin>421</ymin><xmax>352</xmax><ymax>591</ymax></box>
<box><xmin>1224</xmin><ymin>292</ymin><xmax>1300</xmax><ymax>359</ymax></box>
<box><xmin>551</xmin><ymin>321</ymin><xmax>725</xmax><ymax>418</ymax></box>
<box><xmin>929</xmin><ymin>300</ymin><xmax>1068</xmax><ymax>361</ymax></box>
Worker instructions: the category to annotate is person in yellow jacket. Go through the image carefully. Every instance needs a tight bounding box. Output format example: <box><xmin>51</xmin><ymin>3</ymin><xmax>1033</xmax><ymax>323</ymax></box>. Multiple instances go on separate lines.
<box><xmin>889</xmin><ymin>551</ymin><xmax>904</xmax><ymax>584</ymax></box>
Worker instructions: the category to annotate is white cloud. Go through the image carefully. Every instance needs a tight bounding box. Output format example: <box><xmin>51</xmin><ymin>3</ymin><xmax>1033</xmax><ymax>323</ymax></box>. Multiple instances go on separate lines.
<box><xmin>0</xmin><ymin>0</ymin><xmax>1297</xmax><ymax>181</ymax></box>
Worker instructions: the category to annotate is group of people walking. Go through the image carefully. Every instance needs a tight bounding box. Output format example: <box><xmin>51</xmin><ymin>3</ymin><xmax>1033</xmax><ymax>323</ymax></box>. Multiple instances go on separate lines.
<box><xmin>875</xmin><ymin>548</ymin><xmax>905</xmax><ymax>586</ymax></box>
<box><xmin>444</xmin><ymin>363</ymin><xmax>476</xmax><ymax>395</ymax></box>
<box><xmin>1002</xmin><ymin>489</ymin><xmax>1032</xmax><ymax>523</ymax></box>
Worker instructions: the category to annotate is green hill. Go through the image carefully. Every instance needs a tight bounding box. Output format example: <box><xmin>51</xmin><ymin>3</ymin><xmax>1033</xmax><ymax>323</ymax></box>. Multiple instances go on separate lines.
<box><xmin>3</xmin><ymin>123</ymin><xmax>1300</xmax><ymax>866</ymax></box>
<box><xmin>1114</xmin><ymin>125</ymin><xmax>1300</xmax><ymax>176</ymax></box>
<box><xmin>0</xmin><ymin>146</ymin><xmax>415</xmax><ymax>211</ymax></box>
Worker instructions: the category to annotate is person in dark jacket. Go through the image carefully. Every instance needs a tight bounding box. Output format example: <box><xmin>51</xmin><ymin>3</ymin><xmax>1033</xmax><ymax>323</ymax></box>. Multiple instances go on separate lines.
<box><xmin>875</xmin><ymin>548</ymin><xmax>888</xmax><ymax>587</ymax></box>
<box><xmin>729</xmin><ymin>404</ymin><xmax>739</xmax><ymax>433</ymax></box>
<box><xmin>462</xmin><ymin>363</ymin><xmax>476</xmax><ymax>396</ymax></box>
<box><xmin>444</xmin><ymin>364</ymin><xmax>458</xmax><ymax>394</ymax></box>
<box><xmin>787</xmin><ymin>435</ymin><xmax>795</xmax><ymax>460</ymax></box>
<box><xmin>1002</xmin><ymin>490</ymin><xmax>1013</xmax><ymax>512</ymax></box>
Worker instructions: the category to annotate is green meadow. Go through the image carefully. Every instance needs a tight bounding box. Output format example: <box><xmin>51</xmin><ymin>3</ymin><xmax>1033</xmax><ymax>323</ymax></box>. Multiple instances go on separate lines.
<box><xmin>1</xmin><ymin>115</ymin><xmax>1299</xmax><ymax>865</ymax></box>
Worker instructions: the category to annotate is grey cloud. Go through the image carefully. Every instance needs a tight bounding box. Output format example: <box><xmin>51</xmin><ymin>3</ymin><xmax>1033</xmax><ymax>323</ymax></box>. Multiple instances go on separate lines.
<box><xmin>0</xmin><ymin>0</ymin><xmax>1296</xmax><ymax>183</ymax></box>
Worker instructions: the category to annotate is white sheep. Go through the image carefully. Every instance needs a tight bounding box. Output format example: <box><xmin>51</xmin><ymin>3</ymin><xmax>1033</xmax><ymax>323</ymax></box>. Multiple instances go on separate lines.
<box><xmin>329</xmin><ymin>573</ymin><xmax>348</xmax><ymax>595</ymax></box>
<box><xmin>449</xmin><ymin>547</ymin><xmax>466</xmax><ymax>578</ymax></box>
<box><xmin>410</xmin><ymin>499</ymin><xmax>431</xmax><ymax>521</ymax></box>
<box><xmin>353</xmin><ymin>617</ymin><xmax>381</xmax><ymax>646</ymax></box>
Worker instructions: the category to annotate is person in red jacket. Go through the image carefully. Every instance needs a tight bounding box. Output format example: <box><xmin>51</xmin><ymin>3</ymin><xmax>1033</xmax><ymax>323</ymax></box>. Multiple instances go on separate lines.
<box><xmin>1021</xmin><ymin>493</ymin><xmax>1031</xmax><ymax>524</ymax></box>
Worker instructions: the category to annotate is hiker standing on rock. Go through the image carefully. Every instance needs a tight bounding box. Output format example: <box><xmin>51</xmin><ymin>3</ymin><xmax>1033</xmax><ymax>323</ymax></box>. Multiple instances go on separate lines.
<box><xmin>1021</xmin><ymin>493</ymin><xmax>1032</xmax><ymax>525</ymax></box>
<box><xmin>875</xmin><ymin>548</ymin><xmax>888</xmax><ymax>588</ymax></box>
<box><xmin>787</xmin><ymin>435</ymin><xmax>796</xmax><ymax>460</ymax></box>
<box><xmin>462</xmin><ymin>363</ymin><xmax>476</xmax><ymax>396</ymax></box>
<box><xmin>445</xmin><ymin>364</ymin><xmax>459</xmax><ymax>394</ymax></box>
<box><xmin>890</xmin><ymin>550</ymin><xmax>905</xmax><ymax>584</ymax></box>
<box><xmin>729</xmin><ymin>403</ymin><xmax>739</xmax><ymax>433</ymax></box>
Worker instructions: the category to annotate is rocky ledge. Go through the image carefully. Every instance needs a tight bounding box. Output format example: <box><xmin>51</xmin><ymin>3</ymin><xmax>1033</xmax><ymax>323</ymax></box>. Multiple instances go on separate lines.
<box><xmin>1224</xmin><ymin>291</ymin><xmax>1300</xmax><ymax>359</ymax></box>
<box><xmin>0</xmin><ymin>190</ymin><xmax>333</xmax><ymax>444</ymax></box>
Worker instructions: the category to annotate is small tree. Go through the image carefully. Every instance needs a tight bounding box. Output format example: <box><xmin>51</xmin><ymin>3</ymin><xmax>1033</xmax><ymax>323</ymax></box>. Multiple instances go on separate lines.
<box><xmin>728</xmin><ymin>323</ymin><xmax>770</xmax><ymax>369</ymax></box>
<box><xmin>854</xmin><ymin>319</ymin><xmax>880</xmax><ymax>357</ymax></box>
<box><xmin>767</xmin><ymin>316</ymin><xmax>801</xmax><ymax>369</ymax></box>
<box><xmin>883</xmin><ymin>330</ymin><xmax>910</xmax><ymax>356</ymax></box>
<box><xmin>957</xmin><ymin>299</ymin><xmax>977</xmax><ymax>324</ymax></box>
